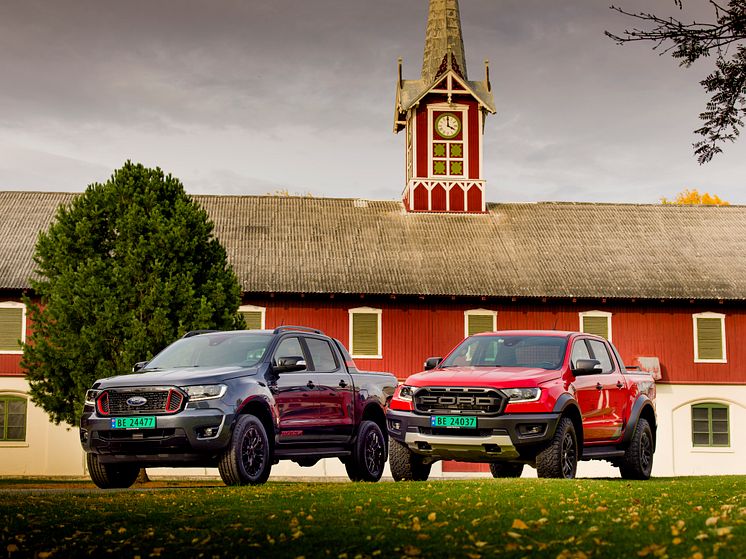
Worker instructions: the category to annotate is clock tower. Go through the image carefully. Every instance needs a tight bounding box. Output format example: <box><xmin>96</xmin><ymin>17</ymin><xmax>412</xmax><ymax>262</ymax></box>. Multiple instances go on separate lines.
<box><xmin>394</xmin><ymin>0</ymin><xmax>496</xmax><ymax>212</ymax></box>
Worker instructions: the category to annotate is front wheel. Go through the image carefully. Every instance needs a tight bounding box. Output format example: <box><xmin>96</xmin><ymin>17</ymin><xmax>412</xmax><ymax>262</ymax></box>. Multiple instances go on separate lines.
<box><xmin>536</xmin><ymin>416</ymin><xmax>578</xmax><ymax>479</ymax></box>
<box><xmin>389</xmin><ymin>439</ymin><xmax>432</xmax><ymax>481</ymax></box>
<box><xmin>489</xmin><ymin>462</ymin><xmax>524</xmax><ymax>478</ymax></box>
<box><xmin>345</xmin><ymin>420</ymin><xmax>386</xmax><ymax>482</ymax></box>
<box><xmin>86</xmin><ymin>453</ymin><xmax>139</xmax><ymax>489</ymax></box>
<box><xmin>218</xmin><ymin>414</ymin><xmax>272</xmax><ymax>486</ymax></box>
<box><xmin>619</xmin><ymin>418</ymin><xmax>654</xmax><ymax>480</ymax></box>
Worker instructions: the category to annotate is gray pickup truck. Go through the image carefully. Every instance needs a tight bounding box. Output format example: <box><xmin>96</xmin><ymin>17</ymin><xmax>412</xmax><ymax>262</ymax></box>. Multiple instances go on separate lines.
<box><xmin>80</xmin><ymin>326</ymin><xmax>397</xmax><ymax>487</ymax></box>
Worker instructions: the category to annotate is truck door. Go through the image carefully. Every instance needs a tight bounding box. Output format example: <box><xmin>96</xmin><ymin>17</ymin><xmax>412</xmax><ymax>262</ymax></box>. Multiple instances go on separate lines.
<box><xmin>587</xmin><ymin>339</ymin><xmax>626</xmax><ymax>441</ymax></box>
<box><xmin>303</xmin><ymin>336</ymin><xmax>354</xmax><ymax>443</ymax></box>
<box><xmin>571</xmin><ymin>338</ymin><xmax>612</xmax><ymax>442</ymax></box>
<box><xmin>269</xmin><ymin>336</ymin><xmax>320</xmax><ymax>444</ymax></box>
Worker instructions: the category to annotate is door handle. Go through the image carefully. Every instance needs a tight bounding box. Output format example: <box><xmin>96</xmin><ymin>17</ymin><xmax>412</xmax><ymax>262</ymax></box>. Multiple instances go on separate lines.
<box><xmin>596</xmin><ymin>383</ymin><xmax>603</xmax><ymax>391</ymax></box>
<box><xmin>306</xmin><ymin>380</ymin><xmax>315</xmax><ymax>389</ymax></box>
<box><xmin>616</xmin><ymin>381</ymin><xmax>624</xmax><ymax>389</ymax></box>
<box><xmin>339</xmin><ymin>380</ymin><xmax>347</xmax><ymax>388</ymax></box>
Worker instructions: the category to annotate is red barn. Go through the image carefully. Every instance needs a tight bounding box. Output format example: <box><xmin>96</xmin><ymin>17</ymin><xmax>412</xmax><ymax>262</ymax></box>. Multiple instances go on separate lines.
<box><xmin>0</xmin><ymin>0</ymin><xmax>744</xmax><ymax>478</ymax></box>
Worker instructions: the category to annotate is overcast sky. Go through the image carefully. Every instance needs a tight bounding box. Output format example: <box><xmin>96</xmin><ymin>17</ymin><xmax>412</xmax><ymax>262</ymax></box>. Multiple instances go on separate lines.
<box><xmin>1</xmin><ymin>0</ymin><xmax>744</xmax><ymax>204</ymax></box>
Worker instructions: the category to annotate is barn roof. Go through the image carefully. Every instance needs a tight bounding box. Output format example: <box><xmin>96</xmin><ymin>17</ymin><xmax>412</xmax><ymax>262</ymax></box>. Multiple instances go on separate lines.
<box><xmin>1</xmin><ymin>190</ymin><xmax>745</xmax><ymax>301</ymax></box>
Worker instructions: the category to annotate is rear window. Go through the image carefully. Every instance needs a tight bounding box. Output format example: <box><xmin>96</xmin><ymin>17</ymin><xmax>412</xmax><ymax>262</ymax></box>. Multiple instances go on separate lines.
<box><xmin>441</xmin><ymin>335</ymin><xmax>568</xmax><ymax>370</ymax></box>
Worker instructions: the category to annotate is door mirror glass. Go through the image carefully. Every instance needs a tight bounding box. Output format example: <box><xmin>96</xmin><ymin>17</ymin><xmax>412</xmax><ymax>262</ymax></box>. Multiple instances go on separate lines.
<box><xmin>274</xmin><ymin>356</ymin><xmax>307</xmax><ymax>373</ymax></box>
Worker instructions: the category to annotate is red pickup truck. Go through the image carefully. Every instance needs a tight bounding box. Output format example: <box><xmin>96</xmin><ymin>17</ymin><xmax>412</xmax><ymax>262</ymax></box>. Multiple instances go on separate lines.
<box><xmin>387</xmin><ymin>330</ymin><xmax>656</xmax><ymax>480</ymax></box>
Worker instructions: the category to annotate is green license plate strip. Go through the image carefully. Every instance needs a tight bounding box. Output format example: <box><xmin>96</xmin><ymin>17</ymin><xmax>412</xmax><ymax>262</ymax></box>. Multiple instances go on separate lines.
<box><xmin>430</xmin><ymin>416</ymin><xmax>477</xmax><ymax>429</ymax></box>
<box><xmin>111</xmin><ymin>416</ymin><xmax>156</xmax><ymax>429</ymax></box>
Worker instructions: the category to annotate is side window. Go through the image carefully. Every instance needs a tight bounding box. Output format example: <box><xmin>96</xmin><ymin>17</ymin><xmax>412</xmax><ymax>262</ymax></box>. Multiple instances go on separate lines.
<box><xmin>464</xmin><ymin>309</ymin><xmax>496</xmax><ymax>337</ymax></box>
<box><xmin>570</xmin><ymin>339</ymin><xmax>591</xmax><ymax>369</ymax></box>
<box><xmin>239</xmin><ymin>305</ymin><xmax>266</xmax><ymax>330</ymax></box>
<box><xmin>692</xmin><ymin>403</ymin><xmax>729</xmax><ymax>447</ymax></box>
<box><xmin>579</xmin><ymin>310</ymin><xmax>612</xmax><ymax>340</ymax></box>
<box><xmin>693</xmin><ymin>312</ymin><xmax>726</xmax><ymax>363</ymax></box>
<box><xmin>0</xmin><ymin>302</ymin><xmax>26</xmax><ymax>354</ymax></box>
<box><xmin>0</xmin><ymin>396</ymin><xmax>27</xmax><ymax>441</ymax></box>
<box><xmin>588</xmin><ymin>340</ymin><xmax>614</xmax><ymax>374</ymax></box>
<box><xmin>305</xmin><ymin>338</ymin><xmax>339</xmax><ymax>372</ymax></box>
<box><xmin>348</xmin><ymin>307</ymin><xmax>382</xmax><ymax>359</ymax></box>
<box><xmin>273</xmin><ymin>337</ymin><xmax>306</xmax><ymax>370</ymax></box>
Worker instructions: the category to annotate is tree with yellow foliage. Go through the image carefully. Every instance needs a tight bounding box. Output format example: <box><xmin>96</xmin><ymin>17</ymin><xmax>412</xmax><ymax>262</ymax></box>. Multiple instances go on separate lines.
<box><xmin>660</xmin><ymin>189</ymin><xmax>730</xmax><ymax>206</ymax></box>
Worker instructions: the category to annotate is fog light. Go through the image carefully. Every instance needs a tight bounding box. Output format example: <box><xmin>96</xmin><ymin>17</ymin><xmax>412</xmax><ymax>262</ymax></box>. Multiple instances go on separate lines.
<box><xmin>518</xmin><ymin>424</ymin><xmax>545</xmax><ymax>437</ymax></box>
<box><xmin>197</xmin><ymin>426</ymin><xmax>219</xmax><ymax>438</ymax></box>
<box><xmin>388</xmin><ymin>420</ymin><xmax>401</xmax><ymax>431</ymax></box>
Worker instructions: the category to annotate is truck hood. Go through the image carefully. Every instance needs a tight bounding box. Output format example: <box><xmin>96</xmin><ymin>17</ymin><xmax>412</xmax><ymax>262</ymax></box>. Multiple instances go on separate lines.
<box><xmin>93</xmin><ymin>366</ymin><xmax>258</xmax><ymax>389</ymax></box>
<box><xmin>404</xmin><ymin>367</ymin><xmax>560</xmax><ymax>388</ymax></box>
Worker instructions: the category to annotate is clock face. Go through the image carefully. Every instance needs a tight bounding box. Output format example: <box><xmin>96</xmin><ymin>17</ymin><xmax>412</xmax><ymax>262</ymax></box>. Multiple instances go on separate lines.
<box><xmin>435</xmin><ymin>113</ymin><xmax>461</xmax><ymax>139</ymax></box>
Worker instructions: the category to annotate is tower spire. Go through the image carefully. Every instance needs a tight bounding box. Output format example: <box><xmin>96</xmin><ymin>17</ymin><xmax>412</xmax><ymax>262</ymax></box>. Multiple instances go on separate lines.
<box><xmin>421</xmin><ymin>0</ymin><xmax>468</xmax><ymax>84</ymax></box>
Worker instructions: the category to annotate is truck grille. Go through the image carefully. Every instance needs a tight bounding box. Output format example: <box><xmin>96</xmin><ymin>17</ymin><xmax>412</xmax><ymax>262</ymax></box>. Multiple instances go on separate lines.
<box><xmin>414</xmin><ymin>387</ymin><xmax>505</xmax><ymax>416</ymax></box>
<box><xmin>97</xmin><ymin>388</ymin><xmax>185</xmax><ymax>416</ymax></box>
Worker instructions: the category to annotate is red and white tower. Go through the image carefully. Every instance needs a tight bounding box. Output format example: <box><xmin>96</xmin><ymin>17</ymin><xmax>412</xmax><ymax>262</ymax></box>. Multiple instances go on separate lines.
<box><xmin>395</xmin><ymin>0</ymin><xmax>496</xmax><ymax>212</ymax></box>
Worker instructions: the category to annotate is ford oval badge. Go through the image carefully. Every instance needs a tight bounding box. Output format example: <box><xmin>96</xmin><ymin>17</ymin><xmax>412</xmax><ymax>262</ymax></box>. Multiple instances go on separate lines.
<box><xmin>127</xmin><ymin>396</ymin><xmax>147</xmax><ymax>407</ymax></box>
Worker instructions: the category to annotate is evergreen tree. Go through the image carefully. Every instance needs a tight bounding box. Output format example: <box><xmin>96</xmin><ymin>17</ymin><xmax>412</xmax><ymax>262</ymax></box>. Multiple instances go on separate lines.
<box><xmin>22</xmin><ymin>162</ymin><xmax>244</xmax><ymax>425</ymax></box>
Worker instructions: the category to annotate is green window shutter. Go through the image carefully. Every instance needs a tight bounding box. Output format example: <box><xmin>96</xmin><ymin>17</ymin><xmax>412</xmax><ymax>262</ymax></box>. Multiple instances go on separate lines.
<box><xmin>692</xmin><ymin>403</ymin><xmax>729</xmax><ymax>447</ymax></box>
<box><xmin>0</xmin><ymin>308</ymin><xmax>23</xmax><ymax>351</ymax></box>
<box><xmin>352</xmin><ymin>313</ymin><xmax>379</xmax><ymax>356</ymax></box>
<box><xmin>467</xmin><ymin>314</ymin><xmax>494</xmax><ymax>336</ymax></box>
<box><xmin>240</xmin><ymin>311</ymin><xmax>263</xmax><ymax>330</ymax></box>
<box><xmin>697</xmin><ymin>318</ymin><xmax>723</xmax><ymax>360</ymax></box>
<box><xmin>582</xmin><ymin>316</ymin><xmax>609</xmax><ymax>339</ymax></box>
<box><xmin>0</xmin><ymin>397</ymin><xmax>27</xmax><ymax>441</ymax></box>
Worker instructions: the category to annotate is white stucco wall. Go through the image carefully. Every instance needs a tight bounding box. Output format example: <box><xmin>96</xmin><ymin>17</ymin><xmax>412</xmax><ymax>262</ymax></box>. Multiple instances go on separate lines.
<box><xmin>0</xmin><ymin>378</ymin><xmax>85</xmax><ymax>476</ymax></box>
<box><xmin>3</xmin><ymin>380</ymin><xmax>744</xmax><ymax>479</ymax></box>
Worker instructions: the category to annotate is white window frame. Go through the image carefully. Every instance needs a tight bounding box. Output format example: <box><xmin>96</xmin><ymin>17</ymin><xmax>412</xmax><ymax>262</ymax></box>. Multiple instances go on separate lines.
<box><xmin>239</xmin><ymin>304</ymin><xmax>266</xmax><ymax>330</ymax></box>
<box><xmin>464</xmin><ymin>309</ymin><xmax>497</xmax><ymax>338</ymax></box>
<box><xmin>348</xmin><ymin>307</ymin><xmax>382</xmax><ymax>359</ymax></box>
<box><xmin>693</xmin><ymin>312</ymin><xmax>727</xmax><ymax>363</ymax></box>
<box><xmin>0</xmin><ymin>301</ymin><xmax>26</xmax><ymax>355</ymax></box>
<box><xmin>579</xmin><ymin>310</ymin><xmax>612</xmax><ymax>341</ymax></box>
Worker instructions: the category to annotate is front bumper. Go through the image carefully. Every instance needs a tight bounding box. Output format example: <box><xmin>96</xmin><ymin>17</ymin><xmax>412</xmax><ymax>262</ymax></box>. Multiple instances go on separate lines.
<box><xmin>80</xmin><ymin>407</ymin><xmax>234</xmax><ymax>466</ymax></box>
<box><xmin>386</xmin><ymin>409</ymin><xmax>561</xmax><ymax>462</ymax></box>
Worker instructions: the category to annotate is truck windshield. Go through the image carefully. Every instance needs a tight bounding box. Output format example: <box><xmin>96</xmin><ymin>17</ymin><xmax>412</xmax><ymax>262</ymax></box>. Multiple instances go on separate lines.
<box><xmin>146</xmin><ymin>332</ymin><xmax>272</xmax><ymax>369</ymax></box>
<box><xmin>440</xmin><ymin>335</ymin><xmax>567</xmax><ymax>370</ymax></box>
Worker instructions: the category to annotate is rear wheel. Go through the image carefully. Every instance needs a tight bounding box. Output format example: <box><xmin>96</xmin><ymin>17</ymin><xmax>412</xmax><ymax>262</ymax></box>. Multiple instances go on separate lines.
<box><xmin>536</xmin><ymin>416</ymin><xmax>577</xmax><ymax>479</ymax></box>
<box><xmin>489</xmin><ymin>462</ymin><xmax>524</xmax><ymax>478</ymax></box>
<box><xmin>619</xmin><ymin>418</ymin><xmax>654</xmax><ymax>480</ymax></box>
<box><xmin>345</xmin><ymin>420</ymin><xmax>386</xmax><ymax>482</ymax></box>
<box><xmin>389</xmin><ymin>439</ymin><xmax>432</xmax><ymax>481</ymax></box>
<box><xmin>86</xmin><ymin>453</ymin><xmax>139</xmax><ymax>489</ymax></box>
<box><xmin>218</xmin><ymin>415</ymin><xmax>272</xmax><ymax>486</ymax></box>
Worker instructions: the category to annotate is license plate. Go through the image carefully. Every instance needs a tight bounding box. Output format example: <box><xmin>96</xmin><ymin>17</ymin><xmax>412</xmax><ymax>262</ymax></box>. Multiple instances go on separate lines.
<box><xmin>430</xmin><ymin>416</ymin><xmax>477</xmax><ymax>429</ymax></box>
<box><xmin>111</xmin><ymin>416</ymin><xmax>156</xmax><ymax>429</ymax></box>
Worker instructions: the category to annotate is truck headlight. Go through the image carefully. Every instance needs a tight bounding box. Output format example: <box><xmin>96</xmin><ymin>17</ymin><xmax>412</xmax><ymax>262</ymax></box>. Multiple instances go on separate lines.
<box><xmin>84</xmin><ymin>389</ymin><xmax>100</xmax><ymax>406</ymax></box>
<box><xmin>397</xmin><ymin>385</ymin><xmax>415</xmax><ymax>402</ymax></box>
<box><xmin>502</xmin><ymin>388</ymin><xmax>541</xmax><ymax>403</ymax></box>
<box><xmin>181</xmin><ymin>384</ymin><xmax>227</xmax><ymax>401</ymax></box>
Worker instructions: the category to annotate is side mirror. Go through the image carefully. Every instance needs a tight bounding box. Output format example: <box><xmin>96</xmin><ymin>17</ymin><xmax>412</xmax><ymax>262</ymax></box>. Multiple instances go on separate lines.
<box><xmin>273</xmin><ymin>356</ymin><xmax>307</xmax><ymax>373</ymax></box>
<box><xmin>132</xmin><ymin>361</ymin><xmax>149</xmax><ymax>373</ymax></box>
<box><xmin>424</xmin><ymin>357</ymin><xmax>443</xmax><ymax>371</ymax></box>
<box><xmin>573</xmin><ymin>359</ymin><xmax>602</xmax><ymax>376</ymax></box>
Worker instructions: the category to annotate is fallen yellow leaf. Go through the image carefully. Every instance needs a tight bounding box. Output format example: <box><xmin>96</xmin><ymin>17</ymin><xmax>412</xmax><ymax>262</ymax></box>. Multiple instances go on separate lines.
<box><xmin>511</xmin><ymin>519</ymin><xmax>529</xmax><ymax>530</ymax></box>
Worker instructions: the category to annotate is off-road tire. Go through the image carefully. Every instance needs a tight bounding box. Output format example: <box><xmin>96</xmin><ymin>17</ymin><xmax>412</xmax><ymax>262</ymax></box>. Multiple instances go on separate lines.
<box><xmin>536</xmin><ymin>416</ymin><xmax>578</xmax><ymax>479</ymax></box>
<box><xmin>389</xmin><ymin>439</ymin><xmax>432</xmax><ymax>481</ymax></box>
<box><xmin>218</xmin><ymin>414</ymin><xmax>272</xmax><ymax>486</ymax></box>
<box><xmin>345</xmin><ymin>420</ymin><xmax>386</xmax><ymax>482</ymax></box>
<box><xmin>86</xmin><ymin>453</ymin><xmax>139</xmax><ymax>489</ymax></box>
<box><xmin>619</xmin><ymin>418</ymin><xmax>654</xmax><ymax>480</ymax></box>
<box><xmin>489</xmin><ymin>462</ymin><xmax>524</xmax><ymax>478</ymax></box>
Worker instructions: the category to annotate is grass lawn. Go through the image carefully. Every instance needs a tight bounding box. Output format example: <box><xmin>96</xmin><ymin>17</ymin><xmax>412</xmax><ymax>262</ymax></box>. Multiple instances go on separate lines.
<box><xmin>1</xmin><ymin>477</ymin><xmax>744</xmax><ymax>558</ymax></box>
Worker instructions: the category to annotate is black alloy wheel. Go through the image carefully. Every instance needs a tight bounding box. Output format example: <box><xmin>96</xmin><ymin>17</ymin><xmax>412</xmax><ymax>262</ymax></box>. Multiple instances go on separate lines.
<box><xmin>241</xmin><ymin>423</ymin><xmax>267</xmax><ymax>479</ymax></box>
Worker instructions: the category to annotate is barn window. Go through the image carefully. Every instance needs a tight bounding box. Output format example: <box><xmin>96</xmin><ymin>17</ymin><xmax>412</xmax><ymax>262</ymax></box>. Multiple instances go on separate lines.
<box><xmin>349</xmin><ymin>307</ymin><xmax>382</xmax><ymax>359</ymax></box>
<box><xmin>691</xmin><ymin>403</ymin><xmax>729</xmax><ymax>447</ymax></box>
<box><xmin>0</xmin><ymin>395</ymin><xmax>27</xmax><ymax>442</ymax></box>
<box><xmin>0</xmin><ymin>302</ymin><xmax>26</xmax><ymax>354</ymax></box>
<box><xmin>579</xmin><ymin>310</ymin><xmax>612</xmax><ymax>341</ymax></box>
<box><xmin>693</xmin><ymin>313</ymin><xmax>726</xmax><ymax>363</ymax></box>
<box><xmin>239</xmin><ymin>305</ymin><xmax>266</xmax><ymax>330</ymax></box>
<box><xmin>464</xmin><ymin>309</ymin><xmax>496</xmax><ymax>337</ymax></box>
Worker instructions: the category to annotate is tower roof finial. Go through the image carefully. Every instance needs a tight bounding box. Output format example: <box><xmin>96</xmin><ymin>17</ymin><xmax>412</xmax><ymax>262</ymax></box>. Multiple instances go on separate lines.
<box><xmin>421</xmin><ymin>0</ymin><xmax>468</xmax><ymax>84</ymax></box>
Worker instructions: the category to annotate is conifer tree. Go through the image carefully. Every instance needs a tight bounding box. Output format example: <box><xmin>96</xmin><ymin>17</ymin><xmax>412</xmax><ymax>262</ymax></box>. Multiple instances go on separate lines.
<box><xmin>22</xmin><ymin>162</ymin><xmax>243</xmax><ymax>425</ymax></box>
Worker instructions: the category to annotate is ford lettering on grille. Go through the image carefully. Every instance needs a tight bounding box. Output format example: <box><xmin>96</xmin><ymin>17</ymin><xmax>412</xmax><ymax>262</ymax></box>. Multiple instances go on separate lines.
<box><xmin>414</xmin><ymin>387</ymin><xmax>504</xmax><ymax>415</ymax></box>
